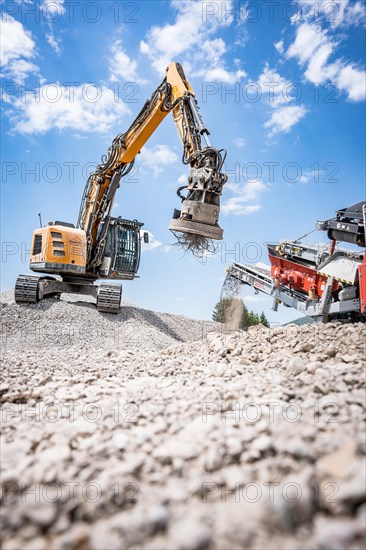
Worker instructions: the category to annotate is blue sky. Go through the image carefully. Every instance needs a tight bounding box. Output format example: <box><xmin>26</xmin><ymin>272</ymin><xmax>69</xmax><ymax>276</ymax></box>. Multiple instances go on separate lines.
<box><xmin>1</xmin><ymin>0</ymin><xmax>365</xmax><ymax>323</ymax></box>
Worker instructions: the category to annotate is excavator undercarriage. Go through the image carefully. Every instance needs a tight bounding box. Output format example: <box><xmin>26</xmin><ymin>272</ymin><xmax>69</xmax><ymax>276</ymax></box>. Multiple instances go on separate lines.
<box><xmin>15</xmin><ymin>275</ymin><xmax>123</xmax><ymax>314</ymax></box>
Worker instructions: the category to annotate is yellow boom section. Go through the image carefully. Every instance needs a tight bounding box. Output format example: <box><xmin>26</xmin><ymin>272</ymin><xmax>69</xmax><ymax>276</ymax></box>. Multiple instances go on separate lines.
<box><xmin>78</xmin><ymin>63</ymin><xmax>197</xmax><ymax>249</ymax></box>
<box><xmin>122</xmin><ymin>62</ymin><xmax>195</xmax><ymax>162</ymax></box>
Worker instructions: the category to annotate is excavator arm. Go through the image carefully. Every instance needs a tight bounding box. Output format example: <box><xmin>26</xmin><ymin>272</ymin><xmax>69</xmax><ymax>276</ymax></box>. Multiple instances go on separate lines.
<box><xmin>77</xmin><ymin>62</ymin><xmax>227</xmax><ymax>268</ymax></box>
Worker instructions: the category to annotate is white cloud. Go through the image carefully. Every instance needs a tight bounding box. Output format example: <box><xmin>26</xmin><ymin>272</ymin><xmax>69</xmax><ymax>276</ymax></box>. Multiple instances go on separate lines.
<box><xmin>257</xmin><ymin>64</ymin><xmax>308</xmax><ymax>136</ymax></box>
<box><xmin>139</xmin><ymin>145</ymin><xmax>178</xmax><ymax>177</ymax></box>
<box><xmin>41</xmin><ymin>0</ymin><xmax>65</xmax><ymax>16</ymax></box>
<box><xmin>264</xmin><ymin>105</ymin><xmax>308</xmax><ymax>137</ymax></box>
<box><xmin>141</xmin><ymin>231</ymin><xmax>162</xmax><ymax>252</ymax></box>
<box><xmin>0</xmin><ymin>15</ymin><xmax>38</xmax><ymax>82</ymax></box>
<box><xmin>222</xmin><ymin>201</ymin><xmax>262</xmax><ymax>216</ymax></box>
<box><xmin>140</xmin><ymin>0</ymin><xmax>217</xmax><ymax>71</ymax></box>
<box><xmin>191</xmin><ymin>38</ymin><xmax>247</xmax><ymax>82</ymax></box>
<box><xmin>287</xmin><ymin>23</ymin><xmax>329</xmax><ymax>66</ymax></box>
<box><xmin>299</xmin><ymin>170</ymin><xmax>313</xmax><ymax>184</ymax></box>
<box><xmin>46</xmin><ymin>32</ymin><xmax>62</xmax><ymax>54</ymax></box>
<box><xmin>222</xmin><ymin>180</ymin><xmax>267</xmax><ymax>216</ymax></box>
<box><xmin>274</xmin><ymin>39</ymin><xmax>284</xmax><ymax>55</ymax></box>
<box><xmin>41</xmin><ymin>1</ymin><xmax>65</xmax><ymax>53</ymax></box>
<box><xmin>258</xmin><ymin>63</ymin><xmax>295</xmax><ymax>106</ymax></box>
<box><xmin>198</xmin><ymin>38</ymin><xmax>227</xmax><ymax>65</ymax></box>
<box><xmin>233</xmin><ymin>137</ymin><xmax>246</xmax><ymax>148</ymax></box>
<box><xmin>5</xmin><ymin>59</ymin><xmax>39</xmax><ymax>84</ymax></box>
<box><xmin>109</xmin><ymin>41</ymin><xmax>146</xmax><ymax>83</ymax></box>
<box><xmin>286</xmin><ymin>22</ymin><xmax>366</xmax><ymax>102</ymax></box>
<box><xmin>336</xmin><ymin>65</ymin><xmax>366</xmax><ymax>102</ymax></box>
<box><xmin>140</xmin><ymin>0</ymin><xmax>245</xmax><ymax>82</ymax></box>
<box><xmin>10</xmin><ymin>84</ymin><xmax>130</xmax><ymax>134</ymax></box>
<box><xmin>198</xmin><ymin>66</ymin><xmax>246</xmax><ymax>84</ymax></box>
<box><xmin>342</xmin><ymin>1</ymin><xmax>366</xmax><ymax>27</ymax></box>
<box><xmin>296</xmin><ymin>0</ymin><xmax>366</xmax><ymax>29</ymax></box>
<box><xmin>304</xmin><ymin>42</ymin><xmax>336</xmax><ymax>83</ymax></box>
<box><xmin>299</xmin><ymin>168</ymin><xmax>323</xmax><ymax>185</ymax></box>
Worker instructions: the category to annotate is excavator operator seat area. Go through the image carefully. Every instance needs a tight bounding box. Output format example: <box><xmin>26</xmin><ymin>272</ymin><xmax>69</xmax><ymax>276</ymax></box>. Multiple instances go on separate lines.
<box><xmin>99</xmin><ymin>218</ymin><xmax>143</xmax><ymax>280</ymax></box>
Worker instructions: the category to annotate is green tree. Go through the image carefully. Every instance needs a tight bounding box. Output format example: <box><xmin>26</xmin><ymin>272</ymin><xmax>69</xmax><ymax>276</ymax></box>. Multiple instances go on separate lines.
<box><xmin>212</xmin><ymin>297</ymin><xmax>234</xmax><ymax>323</ymax></box>
<box><xmin>259</xmin><ymin>312</ymin><xmax>270</xmax><ymax>328</ymax></box>
<box><xmin>241</xmin><ymin>303</ymin><xmax>252</xmax><ymax>329</ymax></box>
<box><xmin>244</xmin><ymin>310</ymin><xmax>258</xmax><ymax>328</ymax></box>
<box><xmin>212</xmin><ymin>297</ymin><xmax>270</xmax><ymax>330</ymax></box>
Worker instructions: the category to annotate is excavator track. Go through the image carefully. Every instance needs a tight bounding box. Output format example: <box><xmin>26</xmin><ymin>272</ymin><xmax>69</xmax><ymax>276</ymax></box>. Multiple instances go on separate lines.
<box><xmin>15</xmin><ymin>275</ymin><xmax>40</xmax><ymax>304</ymax></box>
<box><xmin>96</xmin><ymin>284</ymin><xmax>122</xmax><ymax>314</ymax></box>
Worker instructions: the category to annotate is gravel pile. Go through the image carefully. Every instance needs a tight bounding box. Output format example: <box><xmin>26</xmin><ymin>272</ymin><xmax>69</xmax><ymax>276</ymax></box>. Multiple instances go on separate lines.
<box><xmin>1</xmin><ymin>291</ymin><xmax>365</xmax><ymax>550</ymax></box>
<box><xmin>1</xmin><ymin>290</ymin><xmax>217</xmax><ymax>352</ymax></box>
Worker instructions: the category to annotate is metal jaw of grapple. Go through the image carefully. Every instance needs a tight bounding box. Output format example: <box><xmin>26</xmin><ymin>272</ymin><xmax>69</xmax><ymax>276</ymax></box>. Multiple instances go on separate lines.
<box><xmin>169</xmin><ymin>157</ymin><xmax>227</xmax><ymax>241</ymax></box>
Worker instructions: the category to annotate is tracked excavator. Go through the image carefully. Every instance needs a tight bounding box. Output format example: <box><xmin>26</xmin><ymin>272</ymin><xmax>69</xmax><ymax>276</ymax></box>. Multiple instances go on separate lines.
<box><xmin>15</xmin><ymin>62</ymin><xmax>227</xmax><ymax>313</ymax></box>
<box><xmin>224</xmin><ymin>202</ymin><xmax>366</xmax><ymax>323</ymax></box>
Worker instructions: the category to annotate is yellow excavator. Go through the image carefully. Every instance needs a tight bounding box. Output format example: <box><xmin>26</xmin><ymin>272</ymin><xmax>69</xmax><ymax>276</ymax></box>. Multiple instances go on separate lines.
<box><xmin>15</xmin><ymin>62</ymin><xmax>227</xmax><ymax>312</ymax></box>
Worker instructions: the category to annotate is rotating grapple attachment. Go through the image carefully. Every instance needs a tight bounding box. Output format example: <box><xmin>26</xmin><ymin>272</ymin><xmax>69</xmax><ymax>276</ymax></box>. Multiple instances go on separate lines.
<box><xmin>169</xmin><ymin>204</ymin><xmax>223</xmax><ymax>240</ymax></box>
<box><xmin>169</xmin><ymin>148</ymin><xmax>227</xmax><ymax>242</ymax></box>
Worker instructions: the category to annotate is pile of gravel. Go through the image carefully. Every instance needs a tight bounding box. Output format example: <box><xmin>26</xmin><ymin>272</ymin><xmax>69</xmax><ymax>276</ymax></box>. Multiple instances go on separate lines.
<box><xmin>1</xmin><ymin>290</ymin><xmax>217</xmax><ymax>352</ymax></box>
<box><xmin>1</xmin><ymin>291</ymin><xmax>365</xmax><ymax>550</ymax></box>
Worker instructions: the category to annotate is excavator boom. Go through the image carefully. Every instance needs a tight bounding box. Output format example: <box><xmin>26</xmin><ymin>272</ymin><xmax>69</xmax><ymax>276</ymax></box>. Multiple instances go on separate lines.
<box><xmin>77</xmin><ymin>62</ymin><xmax>227</xmax><ymax>267</ymax></box>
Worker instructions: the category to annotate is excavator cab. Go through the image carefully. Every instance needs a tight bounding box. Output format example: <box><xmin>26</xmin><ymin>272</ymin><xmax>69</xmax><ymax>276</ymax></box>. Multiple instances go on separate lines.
<box><xmin>98</xmin><ymin>218</ymin><xmax>144</xmax><ymax>280</ymax></box>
